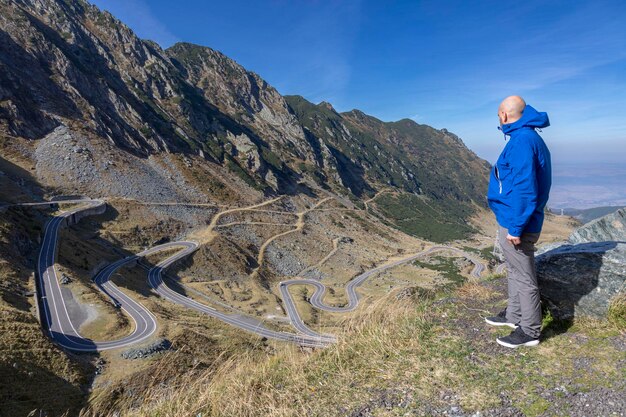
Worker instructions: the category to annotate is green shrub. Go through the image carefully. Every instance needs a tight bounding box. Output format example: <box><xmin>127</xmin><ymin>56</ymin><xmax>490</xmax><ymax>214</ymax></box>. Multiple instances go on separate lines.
<box><xmin>372</xmin><ymin>193</ymin><xmax>476</xmax><ymax>242</ymax></box>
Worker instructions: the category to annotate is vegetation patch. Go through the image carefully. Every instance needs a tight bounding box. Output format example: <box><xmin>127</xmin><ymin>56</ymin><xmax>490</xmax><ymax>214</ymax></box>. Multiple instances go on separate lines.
<box><xmin>225</xmin><ymin>156</ymin><xmax>260</xmax><ymax>189</ymax></box>
<box><xmin>479</xmin><ymin>245</ymin><xmax>497</xmax><ymax>262</ymax></box>
<box><xmin>462</xmin><ymin>245</ymin><xmax>497</xmax><ymax>262</ymax></box>
<box><xmin>371</xmin><ymin>193</ymin><xmax>477</xmax><ymax>243</ymax></box>
<box><xmin>412</xmin><ymin>255</ymin><xmax>465</xmax><ymax>285</ymax></box>
<box><xmin>608</xmin><ymin>294</ymin><xmax>626</xmax><ymax>330</ymax></box>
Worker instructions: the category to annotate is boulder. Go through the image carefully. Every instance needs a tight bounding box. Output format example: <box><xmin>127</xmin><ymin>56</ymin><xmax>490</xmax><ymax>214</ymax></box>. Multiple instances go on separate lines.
<box><xmin>568</xmin><ymin>208</ymin><xmax>626</xmax><ymax>244</ymax></box>
<box><xmin>536</xmin><ymin>241</ymin><xmax>626</xmax><ymax>319</ymax></box>
<box><xmin>60</xmin><ymin>274</ymin><xmax>71</xmax><ymax>284</ymax></box>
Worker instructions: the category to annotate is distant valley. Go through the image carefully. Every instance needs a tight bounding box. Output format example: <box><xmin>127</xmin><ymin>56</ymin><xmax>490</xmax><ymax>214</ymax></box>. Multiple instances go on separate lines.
<box><xmin>548</xmin><ymin>205</ymin><xmax>626</xmax><ymax>224</ymax></box>
<box><xmin>549</xmin><ymin>162</ymin><xmax>626</xmax><ymax>210</ymax></box>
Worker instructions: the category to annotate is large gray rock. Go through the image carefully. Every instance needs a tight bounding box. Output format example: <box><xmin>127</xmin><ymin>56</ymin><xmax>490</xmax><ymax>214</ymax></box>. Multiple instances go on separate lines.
<box><xmin>568</xmin><ymin>208</ymin><xmax>626</xmax><ymax>244</ymax></box>
<box><xmin>536</xmin><ymin>241</ymin><xmax>626</xmax><ymax>319</ymax></box>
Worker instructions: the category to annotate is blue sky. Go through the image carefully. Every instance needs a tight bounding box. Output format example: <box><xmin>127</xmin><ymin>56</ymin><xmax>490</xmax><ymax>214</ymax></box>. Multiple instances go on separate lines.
<box><xmin>92</xmin><ymin>0</ymin><xmax>626</xmax><ymax>168</ymax></box>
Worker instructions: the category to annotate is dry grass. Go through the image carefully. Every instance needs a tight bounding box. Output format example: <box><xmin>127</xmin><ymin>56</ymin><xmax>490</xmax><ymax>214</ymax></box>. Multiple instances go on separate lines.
<box><xmin>88</xmin><ymin>293</ymin><xmax>427</xmax><ymax>417</ymax></box>
<box><xmin>608</xmin><ymin>293</ymin><xmax>626</xmax><ymax>330</ymax></box>
<box><xmin>456</xmin><ymin>281</ymin><xmax>500</xmax><ymax>301</ymax></box>
<box><xmin>0</xmin><ymin>305</ymin><xmax>90</xmax><ymax>417</ymax></box>
<box><xmin>0</xmin><ymin>206</ymin><xmax>91</xmax><ymax>417</ymax></box>
<box><xmin>81</xmin><ymin>277</ymin><xmax>626</xmax><ymax>417</ymax></box>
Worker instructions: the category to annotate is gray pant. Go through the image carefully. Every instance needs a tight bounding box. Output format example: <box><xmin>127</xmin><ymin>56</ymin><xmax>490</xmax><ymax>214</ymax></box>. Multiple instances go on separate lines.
<box><xmin>497</xmin><ymin>224</ymin><xmax>542</xmax><ymax>338</ymax></box>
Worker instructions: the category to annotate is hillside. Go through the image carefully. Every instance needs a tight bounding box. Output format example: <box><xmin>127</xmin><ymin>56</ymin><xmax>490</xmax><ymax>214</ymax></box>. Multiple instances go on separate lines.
<box><xmin>549</xmin><ymin>206</ymin><xmax>626</xmax><ymax>225</ymax></box>
<box><xmin>0</xmin><ymin>0</ymin><xmax>502</xmax><ymax>415</ymax></box>
<box><xmin>285</xmin><ymin>96</ymin><xmax>490</xmax><ymax>241</ymax></box>
<box><xmin>98</xmin><ymin>276</ymin><xmax>625</xmax><ymax>417</ymax></box>
<box><xmin>0</xmin><ymin>0</ymin><xmax>489</xmax><ymax>208</ymax></box>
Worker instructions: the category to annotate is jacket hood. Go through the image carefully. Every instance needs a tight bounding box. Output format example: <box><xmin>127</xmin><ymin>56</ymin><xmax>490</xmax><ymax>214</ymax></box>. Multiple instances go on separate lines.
<box><xmin>501</xmin><ymin>104</ymin><xmax>550</xmax><ymax>135</ymax></box>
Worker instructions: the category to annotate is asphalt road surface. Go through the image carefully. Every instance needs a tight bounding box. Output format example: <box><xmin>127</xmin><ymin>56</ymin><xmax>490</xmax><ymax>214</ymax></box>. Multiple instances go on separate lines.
<box><xmin>32</xmin><ymin>200</ymin><xmax>330</xmax><ymax>350</ymax></box>
<box><xmin>26</xmin><ymin>198</ymin><xmax>497</xmax><ymax>351</ymax></box>
<box><xmin>279</xmin><ymin>245</ymin><xmax>487</xmax><ymax>337</ymax></box>
<box><xmin>35</xmin><ymin>199</ymin><xmax>158</xmax><ymax>351</ymax></box>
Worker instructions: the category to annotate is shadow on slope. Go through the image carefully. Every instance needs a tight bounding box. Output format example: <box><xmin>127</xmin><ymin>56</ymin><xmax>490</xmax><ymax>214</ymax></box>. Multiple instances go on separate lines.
<box><xmin>538</xmin><ymin>240</ymin><xmax>624</xmax><ymax>340</ymax></box>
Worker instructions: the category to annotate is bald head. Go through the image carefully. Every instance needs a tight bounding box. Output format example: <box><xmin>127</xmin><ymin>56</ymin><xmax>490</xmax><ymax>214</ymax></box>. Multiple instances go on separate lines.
<box><xmin>498</xmin><ymin>95</ymin><xmax>526</xmax><ymax>125</ymax></box>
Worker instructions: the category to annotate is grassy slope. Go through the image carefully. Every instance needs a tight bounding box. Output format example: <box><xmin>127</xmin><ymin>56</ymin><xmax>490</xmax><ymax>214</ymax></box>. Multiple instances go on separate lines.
<box><xmin>0</xmin><ymin>160</ymin><xmax>94</xmax><ymax>416</ymax></box>
<box><xmin>0</xmin><ymin>206</ymin><xmax>92</xmax><ymax>417</ymax></box>
<box><xmin>96</xmin><ymin>276</ymin><xmax>625</xmax><ymax>417</ymax></box>
<box><xmin>369</xmin><ymin>192</ymin><xmax>478</xmax><ymax>242</ymax></box>
<box><xmin>284</xmin><ymin>95</ymin><xmax>488</xmax><ymax>243</ymax></box>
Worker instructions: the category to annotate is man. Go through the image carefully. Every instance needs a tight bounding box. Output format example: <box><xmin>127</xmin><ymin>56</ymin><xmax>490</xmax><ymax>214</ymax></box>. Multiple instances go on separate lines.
<box><xmin>485</xmin><ymin>95</ymin><xmax>552</xmax><ymax>348</ymax></box>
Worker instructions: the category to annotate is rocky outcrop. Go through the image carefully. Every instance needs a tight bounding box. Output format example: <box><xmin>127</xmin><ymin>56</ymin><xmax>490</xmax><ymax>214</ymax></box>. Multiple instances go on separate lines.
<box><xmin>568</xmin><ymin>208</ymin><xmax>626</xmax><ymax>244</ymax></box>
<box><xmin>121</xmin><ymin>338</ymin><xmax>172</xmax><ymax>360</ymax></box>
<box><xmin>535</xmin><ymin>209</ymin><xmax>626</xmax><ymax>320</ymax></box>
<box><xmin>168</xmin><ymin>42</ymin><xmax>315</xmax><ymax>164</ymax></box>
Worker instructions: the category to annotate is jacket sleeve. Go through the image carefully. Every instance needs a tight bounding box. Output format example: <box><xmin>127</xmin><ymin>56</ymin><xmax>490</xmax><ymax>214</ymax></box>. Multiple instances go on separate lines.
<box><xmin>507</xmin><ymin>141</ymin><xmax>539</xmax><ymax>237</ymax></box>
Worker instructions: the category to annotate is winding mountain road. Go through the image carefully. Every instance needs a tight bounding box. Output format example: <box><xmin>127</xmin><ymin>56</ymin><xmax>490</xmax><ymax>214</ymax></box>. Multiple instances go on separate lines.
<box><xmin>32</xmin><ymin>201</ymin><xmax>332</xmax><ymax>350</ymax></box>
<box><xmin>143</xmin><ymin>241</ymin><xmax>335</xmax><ymax>347</ymax></box>
<box><xmin>25</xmin><ymin>197</ymin><xmax>496</xmax><ymax>351</ymax></box>
<box><xmin>35</xmin><ymin>199</ymin><xmax>159</xmax><ymax>351</ymax></box>
<box><xmin>279</xmin><ymin>245</ymin><xmax>486</xmax><ymax>336</ymax></box>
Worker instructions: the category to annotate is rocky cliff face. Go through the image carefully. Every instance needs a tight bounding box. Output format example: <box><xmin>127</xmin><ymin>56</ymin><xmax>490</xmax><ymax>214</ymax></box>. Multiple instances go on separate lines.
<box><xmin>568</xmin><ymin>208</ymin><xmax>626</xmax><ymax>244</ymax></box>
<box><xmin>536</xmin><ymin>208</ymin><xmax>626</xmax><ymax>320</ymax></box>
<box><xmin>285</xmin><ymin>96</ymin><xmax>490</xmax><ymax>202</ymax></box>
<box><xmin>1</xmin><ymin>0</ymin><xmax>177</xmax><ymax>151</ymax></box>
<box><xmin>0</xmin><ymin>0</ymin><xmax>490</xmax><ymax>225</ymax></box>
<box><xmin>168</xmin><ymin>42</ymin><xmax>313</xmax><ymax>161</ymax></box>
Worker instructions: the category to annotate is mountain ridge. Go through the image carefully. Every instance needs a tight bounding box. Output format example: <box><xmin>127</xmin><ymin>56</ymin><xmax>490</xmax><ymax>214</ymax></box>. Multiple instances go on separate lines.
<box><xmin>1</xmin><ymin>0</ymin><xmax>490</xmax><ymax>213</ymax></box>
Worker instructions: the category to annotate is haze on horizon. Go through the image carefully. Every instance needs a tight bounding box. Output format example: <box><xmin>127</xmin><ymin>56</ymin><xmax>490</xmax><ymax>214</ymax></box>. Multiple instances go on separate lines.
<box><xmin>93</xmin><ymin>0</ymin><xmax>626</xmax><ymax>208</ymax></box>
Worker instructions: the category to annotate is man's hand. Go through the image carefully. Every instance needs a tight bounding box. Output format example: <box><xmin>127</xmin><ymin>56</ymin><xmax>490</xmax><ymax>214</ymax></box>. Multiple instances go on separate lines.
<box><xmin>506</xmin><ymin>234</ymin><xmax>521</xmax><ymax>245</ymax></box>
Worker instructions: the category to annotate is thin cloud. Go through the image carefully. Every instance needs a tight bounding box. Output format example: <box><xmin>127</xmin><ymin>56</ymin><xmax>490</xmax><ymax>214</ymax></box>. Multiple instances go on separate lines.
<box><xmin>277</xmin><ymin>0</ymin><xmax>363</xmax><ymax>104</ymax></box>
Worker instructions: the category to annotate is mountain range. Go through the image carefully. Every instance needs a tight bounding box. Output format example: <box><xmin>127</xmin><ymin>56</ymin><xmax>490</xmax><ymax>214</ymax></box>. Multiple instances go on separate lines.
<box><xmin>0</xmin><ymin>0</ymin><xmax>496</xmax><ymax>415</ymax></box>
<box><xmin>1</xmin><ymin>0</ymin><xmax>489</xmax><ymax>239</ymax></box>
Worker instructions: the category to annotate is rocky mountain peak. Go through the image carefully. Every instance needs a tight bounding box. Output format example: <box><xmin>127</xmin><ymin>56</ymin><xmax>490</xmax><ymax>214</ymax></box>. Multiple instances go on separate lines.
<box><xmin>318</xmin><ymin>101</ymin><xmax>336</xmax><ymax>113</ymax></box>
<box><xmin>1</xmin><ymin>0</ymin><xmax>490</xmax><ymax>231</ymax></box>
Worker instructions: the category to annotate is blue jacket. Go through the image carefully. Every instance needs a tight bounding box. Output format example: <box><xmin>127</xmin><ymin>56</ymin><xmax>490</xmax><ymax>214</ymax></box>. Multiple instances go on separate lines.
<box><xmin>487</xmin><ymin>104</ymin><xmax>552</xmax><ymax>237</ymax></box>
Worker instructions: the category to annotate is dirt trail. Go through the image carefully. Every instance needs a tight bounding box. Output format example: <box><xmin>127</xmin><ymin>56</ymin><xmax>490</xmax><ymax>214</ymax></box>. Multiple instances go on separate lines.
<box><xmin>215</xmin><ymin>221</ymin><xmax>294</xmax><ymax>228</ymax></box>
<box><xmin>250</xmin><ymin>197</ymin><xmax>333</xmax><ymax>278</ymax></box>
<box><xmin>189</xmin><ymin>196</ymin><xmax>285</xmax><ymax>243</ymax></box>
<box><xmin>184</xmin><ymin>195</ymin><xmax>334</xmax><ymax>308</ymax></box>
<box><xmin>298</xmin><ymin>237</ymin><xmax>341</xmax><ymax>276</ymax></box>
<box><xmin>109</xmin><ymin>197</ymin><xmax>226</xmax><ymax>207</ymax></box>
<box><xmin>363</xmin><ymin>188</ymin><xmax>394</xmax><ymax>211</ymax></box>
